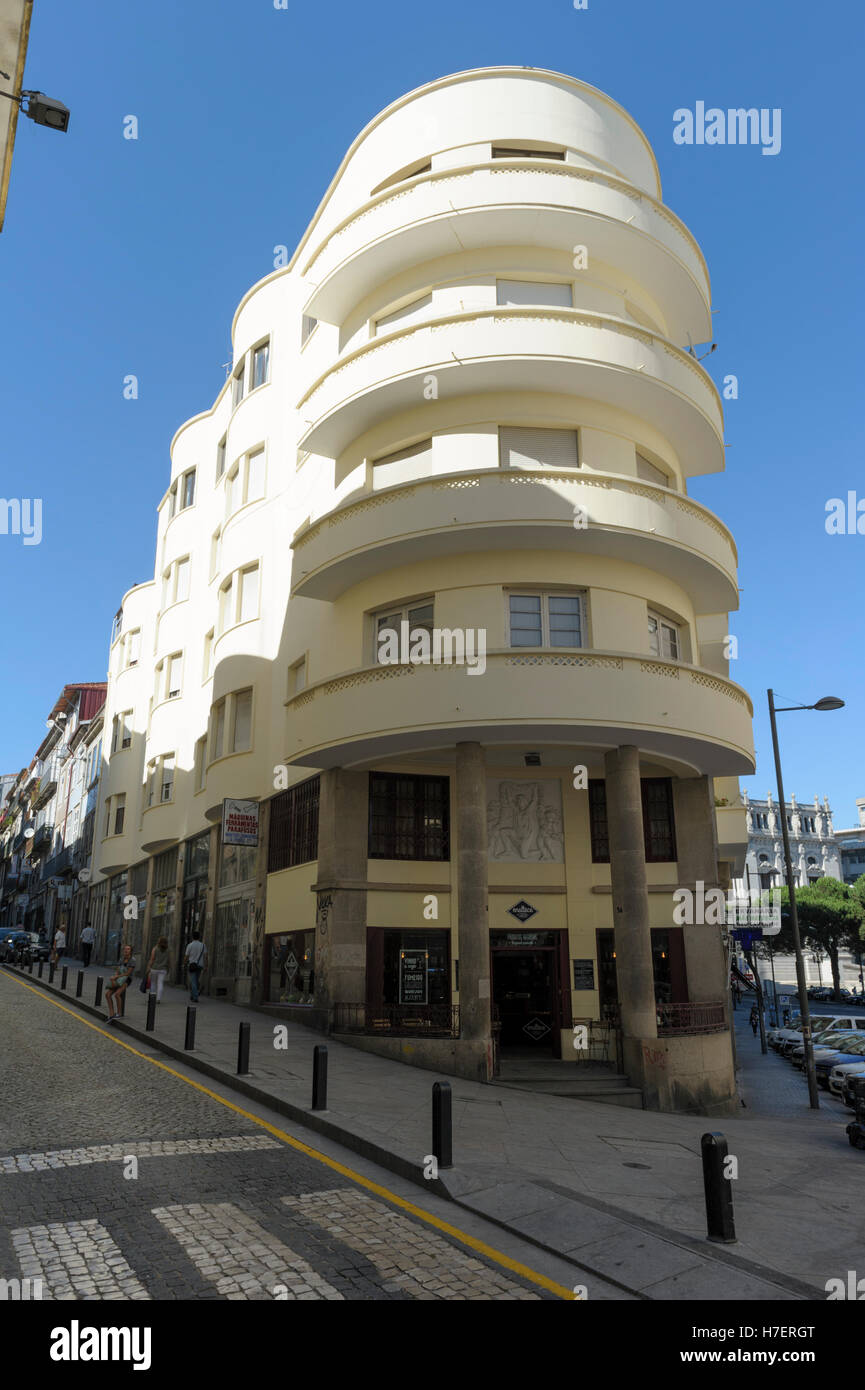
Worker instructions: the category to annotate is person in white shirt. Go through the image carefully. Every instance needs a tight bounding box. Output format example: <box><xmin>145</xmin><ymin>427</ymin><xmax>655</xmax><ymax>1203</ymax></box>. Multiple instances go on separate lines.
<box><xmin>79</xmin><ymin>923</ymin><xmax>95</xmax><ymax>968</ymax></box>
<box><xmin>184</xmin><ymin>933</ymin><xmax>207</xmax><ymax>1001</ymax></box>
<box><xmin>51</xmin><ymin>926</ymin><xmax>67</xmax><ymax>966</ymax></box>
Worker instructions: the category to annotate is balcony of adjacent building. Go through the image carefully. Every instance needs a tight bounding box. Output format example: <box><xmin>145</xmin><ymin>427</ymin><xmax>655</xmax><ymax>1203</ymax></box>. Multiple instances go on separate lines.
<box><xmin>299</xmin><ymin>158</ymin><xmax>711</xmax><ymax>343</ymax></box>
<box><xmin>296</xmin><ymin>307</ymin><xmax>723</xmax><ymax>469</ymax></box>
<box><xmin>284</xmin><ymin>650</ymin><xmax>754</xmax><ymax>777</ymax></box>
<box><xmin>291</xmin><ymin>463</ymin><xmax>737</xmax><ymax>612</ymax></box>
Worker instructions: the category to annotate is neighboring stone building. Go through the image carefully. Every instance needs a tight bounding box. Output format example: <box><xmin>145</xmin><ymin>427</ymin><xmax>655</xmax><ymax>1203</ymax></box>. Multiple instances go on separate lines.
<box><xmin>73</xmin><ymin>68</ymin><xmax>754</xmax><ymax>1113</ymax></box>
<box><xmin>737</xmin><ymin>791</ymin><xmax>842</xmax><ymax>895</ymax></box>
<box><xmin>834</xmin><ymin>799</ymin><xmax>865</xmax><ymax>886</ymax></box>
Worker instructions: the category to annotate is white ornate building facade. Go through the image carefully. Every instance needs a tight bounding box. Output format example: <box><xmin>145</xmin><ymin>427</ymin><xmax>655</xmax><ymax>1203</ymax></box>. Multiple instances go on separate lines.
<box><xmin>86</xmin><ymin>67</ymin><xmax>754</xmax><ymax>1112</ymax></box>
<box><xmin>738</xmin><ymin>791</ymin><xmax>842</xmax><ymax>894</ymax></box>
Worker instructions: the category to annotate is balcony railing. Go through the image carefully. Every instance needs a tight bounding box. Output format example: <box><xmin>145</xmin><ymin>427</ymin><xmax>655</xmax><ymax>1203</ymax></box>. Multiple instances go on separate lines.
<box><xmin>332</xmin><ymin>1003</ymin><xmax>460</xmax><ymax>1037</ymax></box>
<box><xmin>657</xmin><ymin>1002</ymin><xmax>727</xmax><ymax>1035</ymax></box>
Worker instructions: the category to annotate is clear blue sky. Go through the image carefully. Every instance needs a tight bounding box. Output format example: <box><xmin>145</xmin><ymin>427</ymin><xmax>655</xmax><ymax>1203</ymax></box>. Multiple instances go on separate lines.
<box><xmin>1</xmin><ymin>0</ymin><xmax>862</xmax><ymax>819</ymax></box>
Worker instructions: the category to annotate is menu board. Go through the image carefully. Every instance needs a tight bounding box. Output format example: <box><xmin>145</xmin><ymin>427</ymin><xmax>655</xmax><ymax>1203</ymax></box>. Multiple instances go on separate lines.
<box><xmin>399</xmin><ymin>949</ymin><xmax>428</xmax><ymax>1004</ymax></box>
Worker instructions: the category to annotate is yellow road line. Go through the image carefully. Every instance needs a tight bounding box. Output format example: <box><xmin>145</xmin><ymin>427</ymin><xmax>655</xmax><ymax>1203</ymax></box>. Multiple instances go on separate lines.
<box><xmin>1</xmin><ymin>970</ymin><xmax>576</xmax><ymax>1300</ymax></box>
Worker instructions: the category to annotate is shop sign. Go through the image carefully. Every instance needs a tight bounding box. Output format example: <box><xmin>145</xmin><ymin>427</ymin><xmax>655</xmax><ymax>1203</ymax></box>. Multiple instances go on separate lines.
<box><xmin>399</xmin><ymin>949</ymin><xmax>428</xmax><ymax>1004</ymax></box>
<box><xmin>506</xmin><ymin>900</ymin><xmax>537</xmax><ymax>923</ymax></box>
<box><xmin>573</xmin><ymin>959</ymin><xmax>595</xmax><ymax>991</ymax></box>
<box><xmin>222</xmin><ymin>799</ymin><xmax>259</xmax><ymax>847</ymax></box>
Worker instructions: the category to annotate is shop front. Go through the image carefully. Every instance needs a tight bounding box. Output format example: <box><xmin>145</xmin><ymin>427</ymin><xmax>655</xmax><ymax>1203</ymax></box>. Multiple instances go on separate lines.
<box><xmin>363</xmin><ymin>927</ymin><xmax>453</xmax><ymax>1031</ymax></box>
<box><xmin>212</xmin><ymin>839</ymin><xmax>256</xmax><ymax>997</ymax></box>
<box><xmin>490</xmin><ymin>929</ymin><xmax>572</xmax><ymax>1057</ymax></box>
<box><xmin>596</xmin><ymin>927</ymin><xmax>688</xmax><ymax>1019</ymax></box>
<box><xmin>264</xmin><ymin>930</ymin><xmax>316</xmax><ymax>1004</ymax></box>
<box><xmin>179</xmin><ymin>831</ymin><xmax>210</xmax><ymax>983</ymax></box>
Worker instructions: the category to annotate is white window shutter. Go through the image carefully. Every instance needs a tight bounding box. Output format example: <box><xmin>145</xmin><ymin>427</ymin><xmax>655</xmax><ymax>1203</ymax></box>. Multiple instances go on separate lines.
<box><xmin>499</xmin><ymin>427</ymin><xmax>578</xmax><ymax>470</ymax></box>
<box><xmin>496</xmin><ymin>280</ymin><xmax>573</xmax><ymax>308</ymax></box>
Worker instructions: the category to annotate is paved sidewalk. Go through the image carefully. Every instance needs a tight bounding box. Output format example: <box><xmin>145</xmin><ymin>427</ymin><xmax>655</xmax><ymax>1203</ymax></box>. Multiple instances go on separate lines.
<box><xmin>7</xmin><ymin>957</ymin><xmax>862</xmax><ymax>1301</ymax></box>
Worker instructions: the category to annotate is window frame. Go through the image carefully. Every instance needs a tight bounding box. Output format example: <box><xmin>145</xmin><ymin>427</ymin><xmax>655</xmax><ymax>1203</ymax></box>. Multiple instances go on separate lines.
<box><xmin>368</xmin><ymin>771</ymin><xmax>450</xmax><ymax>862</ymax></box>
<box><xmin>251</xmin><ymin>339</ymin><xmax>270</xmax><ymax>390</ymax></box>
<box><xmin>588</xmin><ymin>777</ymin><xmax>677</xmax><ymax>864</ymax></box>
<box><xmin>373</xmin><ymin>598</ymin><xmax>435</xmax><ymax>665</ymax></box>
<box><xmin>507</xmin><ymin>590</ymin><xmax>585</xmax><ymax>649</ymax></box>
<box><xmin>648</xmin><ymin>610</ymin><xmax>681</xmax><ymax>662</ymax></box>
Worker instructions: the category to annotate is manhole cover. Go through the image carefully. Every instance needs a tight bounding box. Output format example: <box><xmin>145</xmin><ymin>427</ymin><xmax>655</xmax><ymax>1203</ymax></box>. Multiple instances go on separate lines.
<box><xmin>522</xmin><ymin>1018</ymin><xmax>551</xmax><ymax>1040</ymax></box>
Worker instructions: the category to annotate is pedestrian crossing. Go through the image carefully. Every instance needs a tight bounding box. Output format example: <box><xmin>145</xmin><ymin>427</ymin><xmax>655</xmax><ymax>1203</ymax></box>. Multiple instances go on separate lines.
<box><xmin>3</xmin><ymin>1189</ymin><xmax>544</xmax><ymax>1301</ymax></box>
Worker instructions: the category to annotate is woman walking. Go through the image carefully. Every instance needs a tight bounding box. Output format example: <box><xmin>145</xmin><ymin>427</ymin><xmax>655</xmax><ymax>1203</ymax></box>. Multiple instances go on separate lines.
<box><xmin>146</xmin><ymin>936</ymin><xmax>171</xmax><ymax>1003</ymax></box>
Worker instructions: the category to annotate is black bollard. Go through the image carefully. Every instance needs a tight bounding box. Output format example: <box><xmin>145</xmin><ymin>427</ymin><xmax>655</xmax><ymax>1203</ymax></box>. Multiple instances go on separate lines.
<box><xmin>146</xmin><ymin>991</ymin><xmax>157</xmax><ymax>1031</ymax></box>
<box><xmin>312</xmin><ymin>1045</ymin><xmax>328</xmax><ymax>1110</ymax></box>
<box><xmin>61</xmin><ymin>966</ymin><xmax>68</xmax><ymax>991</ymax></box>
<box><xmin>119</xmin><ymin>988</ymin><xmax>126</xmax><ymax>1017</ymax></box>
<box><xmin>701</xmin><ymin>1132</ymin><xmax>737</xmax><ymax>1243</ymax></box>
<box><xmin>28</xmin><ymin>958</ymin><xmax>34</xmax><ymax>974</ymax></box>
<box><xmin>95</xmin><ymin>977</ymin><xmax>103</xmax><ymax>1007</ymax></box>
<box><xmin>237</xmin><ymin>1021</ymin><xmax>250</xmax><ymax>1075</ymax></box>
<box><xmin>76</xmin><ymin>970</ymin><xmax>84</xmax><ymax>998</ymax></box>
<box><xmin>48</xmin><ymin>963</ymin><xmax>55</xmax><ymax>984</ymax></box>
<box><xmin>38</xmin><ymin>961</ymin><xmax>44</xmax><ymax>978</ymax></box>
<box><xmin>184</xmin><ymin>1006</ymin><xmax>196</xmax><ymax>1051</ymax></box>
<box><xmin>432</xmin><ymin>1081</ymin><xmax>453</xmax><ymax>1170</ymax></box>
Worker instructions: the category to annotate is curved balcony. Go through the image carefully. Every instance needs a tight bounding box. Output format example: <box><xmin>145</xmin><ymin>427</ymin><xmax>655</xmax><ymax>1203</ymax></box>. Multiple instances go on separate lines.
<box><xmin>297</xmin><ymin>308</ymin><xmax>723</xmax><ymax>470</ymax></box>
<box><xmin>300</xmin><ymin>161</ymin><xmax>711</xmax><ymax>341</ymax></box>
<box><xmin>283</xmin><ymin>652</ymin><xmax>754</xmax><ymax>776</ymax></box>
<box><xmin>291</xmin><ymin>468</ymin><xmax>738</xmax><ymax>611</ymax></box>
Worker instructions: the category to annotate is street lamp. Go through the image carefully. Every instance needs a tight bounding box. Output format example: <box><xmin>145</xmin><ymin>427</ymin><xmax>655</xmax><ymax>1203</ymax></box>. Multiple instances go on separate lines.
<box><xmin>767</xmin><ymin>690</ymin><xmax>845</xmax><ymax>1110</ymax></box>
<box><xmin>0</xmin><ymin>86</ymin><xmax>70</xmax><ymax>131</ymax></box>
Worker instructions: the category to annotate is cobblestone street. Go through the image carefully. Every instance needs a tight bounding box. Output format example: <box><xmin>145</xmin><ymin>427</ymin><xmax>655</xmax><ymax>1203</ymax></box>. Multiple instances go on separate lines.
<box><xmin>0</xmin><ymin>972</ymin><xmax>569</xmax><ymax>1301</ymax></box>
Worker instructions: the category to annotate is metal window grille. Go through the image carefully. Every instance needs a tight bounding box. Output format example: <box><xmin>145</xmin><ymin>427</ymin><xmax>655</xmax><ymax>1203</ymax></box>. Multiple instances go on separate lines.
<box><xmin>267</xmin><ymin>776</ymin><xmax>320</xmax><ymax>873</ymax></box>
<box><xmin>368</xmin><ymin>772</ymin><xmax>450</xmax><ymax>861</ymax></box>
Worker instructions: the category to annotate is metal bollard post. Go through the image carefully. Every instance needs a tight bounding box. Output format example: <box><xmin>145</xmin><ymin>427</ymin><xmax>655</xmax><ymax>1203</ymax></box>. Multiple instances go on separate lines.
<box><xmin>38</xmin><ymin>961</ymin><xmax>44</xmax><ymax>978</ymax></box>
<box><xmin>61</xmin><ymin>966</ymin><xmax>68</xmax><ymax>991</ymax></box>
<box><xmin>29</xmin><ymin>958</ymin><xmax>34</xmax><ymax>974</ymax></box>
<box><xmin>146</xmin><ymin>992</ymin><xmax>157</xmax><ymax>1031</ymax></box>
<box><xmin>432</xmin><ymin>1081</ymin><xmax>453</xmax><ymax>1170</ymax></box>
<box><xmin>184</xmin><ymin>1006</ymin><xmax>196</xmax><ymax>1051</ymax></box>
<box><xmin>701</xmin><ymin>1132</ymin><xmax>736</xmax><ymax>1243</ymax></box>
<box><xmin>237</xmin><ymin>1021</ymin><xmax>250</xmax><ymax>1075</ymax></box>
<box><xmin>95</xmin><ymin>977</ymin><xmax>103</xmax><ymax>1007</ymax></box>
<box><xmin>48</xmin><ymin>963</ymin><xmax>55</xmax><ymax>984</ymax></box>
<box><xmin>76</xmin><ymin>970</ymin><xmax>84</xmax><ymax>998</ymax></box>
<box><xmin>312</xmin><ymin>1045</ymin><xmax>328</xmax><ymax>1110</ymax></box>
<box><xmin>119</xmin><ymin>988</ymin><xmax>126</xmax><ymax>1017</ymax></box>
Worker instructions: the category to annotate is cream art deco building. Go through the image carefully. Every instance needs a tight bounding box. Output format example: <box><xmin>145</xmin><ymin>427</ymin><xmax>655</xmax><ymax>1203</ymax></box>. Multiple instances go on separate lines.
<box><xmin>93</xmin><ymin>67</ymin><xmax>754</xmax><ymax>1114</ymax></box>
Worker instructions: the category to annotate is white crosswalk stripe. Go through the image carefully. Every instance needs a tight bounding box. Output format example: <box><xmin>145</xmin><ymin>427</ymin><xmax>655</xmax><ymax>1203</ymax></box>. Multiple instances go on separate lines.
<box><xmin>151</xmin><ymin>1202</ymin><xmax>345</xmax><ymax>1300</ymax></box>
<box><xmin>0</xmin><ymin>1134</ymin><xmax>278</xmax><ymax>1175</ymax></box>
<box><xmin>282</xmin><ymin>1188</ymin><xmax>540</xmax><ymax>1299</ymax></box>
<box><xmin>11</xmin><ymin>1220</ymin><xmax>150</xmax><ymax>1300</ymax></box>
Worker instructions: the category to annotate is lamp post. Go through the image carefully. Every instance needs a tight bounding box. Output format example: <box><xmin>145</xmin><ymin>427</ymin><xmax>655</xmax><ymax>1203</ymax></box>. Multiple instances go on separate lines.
<box><xmin>767</xmin><ymin>691</ymin><xmax>844</xmax><ymax>1110</ymax></box>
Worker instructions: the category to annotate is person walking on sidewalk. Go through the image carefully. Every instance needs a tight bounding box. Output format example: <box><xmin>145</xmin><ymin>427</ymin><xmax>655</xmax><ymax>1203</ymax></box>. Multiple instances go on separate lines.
<box><xmin>749</xmin><ymin>1004</ymin><xmax>759</xmax><ymax>1037</ymax></box>
<box><xmin>79</xmin><ymin>922</ymin><xmax>95</xmax><ymax>968</ymax></box>
<box><xmin>146</xmin><ymin>936</ymin><xmax>171</xmax><ymax>1002</ymax></box>
<box><xmin>184</xmin><ymin>932</ymin><xmax>207</xmax><ymax>1002</ymax></box>
<box><xmin>106</xmin><ymin>944</ymin><xmax>135</xmax><ymax>1022</ymax></box>
<box><xmin>51</xmin><ymin>924</ymin><xmax>66</xmax><ymax>966</ymax></box>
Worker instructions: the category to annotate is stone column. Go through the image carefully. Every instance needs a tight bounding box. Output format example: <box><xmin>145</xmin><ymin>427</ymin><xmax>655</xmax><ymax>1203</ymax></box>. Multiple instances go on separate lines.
<box><xmin>314</xmin><ymin>769</ymin><xmax>368</xmax><ymax>1014</ymax></box>
<box><xmin>605</xmin><ymin>745</ymin><xmax>657</xmax><ymax>1043</ymax></box>
<box><xmin>455</xmin><ymin>742</ymin><xmax>490</xmax><ymax>1056</ymax></box>
<box><xmin>673</xmin><ymin>776</ymin><xmax>727</xmax><ymax>1002</ymax></box>
<box><xmin>250</xmin><ymin>799</ymin><xmax>270</xmax><ymax>1006</ymax></box>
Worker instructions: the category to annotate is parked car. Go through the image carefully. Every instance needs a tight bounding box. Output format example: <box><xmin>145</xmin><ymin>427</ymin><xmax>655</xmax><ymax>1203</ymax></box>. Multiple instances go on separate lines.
<box><xmin>773</xmin><ymin>1015</ymin><xmax>865</xmax><ymax>1054</ymax></box>
<box><xmin>22</xmin><ymin>931</ymin><xmax>49</xmax><ymax>962</ymax></box>
<box><xmin>814</xmin><ymin>1038</ymin><xmax>865</xmax><ymax>1088</ymax></box>
<box><xmin>829</xmin><ymin>1060</ymin><xmax>865</xmax><ymax>1099</ymax></box>
<box><xmin>789</xmin><ymin>1029</ymin><xmax>863</xmax><ymax>1067</ymax></box>
<box><xmin>842</xmin><ymin>1071</ymin><xmax>865</xmax><ymax>1108</ymax></box>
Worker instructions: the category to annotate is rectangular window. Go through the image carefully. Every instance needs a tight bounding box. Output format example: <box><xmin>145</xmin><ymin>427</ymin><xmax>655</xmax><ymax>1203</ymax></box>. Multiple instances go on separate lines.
<box><xmin>252</xmin><ymin>341</ymin><xmax>270</xmax><ymax>389</ymax></box>
<box><xmin>127</xmin><ymin>630</ymin><xmax>141</xmax><ymax>667</ymax></box>
<box><xmin>499</xmin><ymin>426</ymin><xmax>579</xmax><ymax>470</ymax></box>
<box><xmin>238</xmin><ymin>564</ymin><xmax>259</xmax><ymax>623</ymax></box>
<box><xmin>491</xmin><ymin>144</ymin><xmax>565</xmax><ymax>160</ymax></box>
<box><xmin>181</xmin><ymin>469</ymin><xmax>196</xmax><ymax>510</ymax></box>
<box><xmin>210</xmin><ymin>528</ymin><xmax>222</xmax><ymax>581</ymax></box>
<box><xmin>368</xmin><ymin>772</ymin><xmax>450</xmax><ymax>861</ymax></box>
<box><xmin>227</xmin><ymin>465</ymin><xmax>242</xmax><ymax>515</ymax></box>
<box><xmin>496</xmin><ymin>279</ymin><xmax>573</xmax><ymax>308</ymax></box>
<box><xmin>175</xmin><ymin>557</ymin><xmax>190</xmax><ymax>603</ymax></box>
<box><xmin>113</xmin><ymin>794</ymin><xmax>126</xmax><ymax>837</ymax></box>
<box><xmin>371</xmin><ymin>438</ymin><xmax>432</xmax><ymax>490</ymax></box>
<box><xmin>375</xmin><ymin>600</ymin><xmax>434</xmax><ymax>664</ymax></box>
<box><xmin>232</xmin><ymin>689</ymin><xmax>252</xmax><ymax>752</ymax></box>
<box><xmin>636</xmin><ymin>453</ymin><xmax>668</xmax><ymax>488</ymax></box>
<box><xmin>509</xmin><ymin>592</ymin><xmax>583</xmax><ymax>648</ymax></box>
<box><xmin>246</xmin><ymin>447</ymin><xmax>265</xmax><ymax>501</ymax></box>
<box><xmin>218</xmin><ymin>576</ymin><xmax>234</xmax><ymax>634</ymax></box>
<box><xmin>301</xmin><ymin>314</ymin><xmax>317</xmax><ymax>345</ymax></box>
<box><xmin>167</xmin><ymin>485</ymin><xmax>177</xmax><ymax>520</ymax></box>
<box><xmin>167</xmin><ymin>655</ymin><xmax>182</xmax><ymax>699</ymax></box>
<box><xmin>216</xmin><ymin>436</ymin><xmax>227</xmax><ymax>479</ymax></box>
<box><xmin>291</xmin><ymin>658</ymin><xmax>306</xmax><ymax>694</ymax></box>
<box><xmin>203</xmin><ymin>629</ymin><xmax>214</xmax><ymax>679</ymax></box>
<box><xmin>232</xmin><ymin>362</ymin><xmax>245</xmax><ymax>408</ymax></box>
<box><xmin>588</xmin><ymin>778</ymin><xmax>677</xmax><ymax>863</ymax></box>
<box><xmin>211</xmin><ymin>699</ymin><xmax>226</xmax><ymax>761</ymax></box>
<box><xmin>160</xmin><ymin>756</ymin><xmax>175</xmax><ymax>803</ymax></box>
<box><xmin>194</xmin><ymin>736</ymin><xmax>207</xmax><ymax>792</ymax></box>
<box><xmin>268</xmin><ymin>776</ymin><xmax>321</xmax><ymax>872</ymax></box>
<box><xmin>648</xmin><ymin>612</ymin><xmax>679</xmax><ymax>661</ymax></box>
<box><xmin>121</xmin><ymin>712</ymin><xmax>132</xmax><ymax>749</ymax></box>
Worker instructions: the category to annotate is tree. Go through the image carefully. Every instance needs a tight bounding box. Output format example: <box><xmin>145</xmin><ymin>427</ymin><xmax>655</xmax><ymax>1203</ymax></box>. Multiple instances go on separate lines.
<box><xmin>773</xmin><ymin>877</ymin><xmax>864</xmax><ymax>1000</ymax></box>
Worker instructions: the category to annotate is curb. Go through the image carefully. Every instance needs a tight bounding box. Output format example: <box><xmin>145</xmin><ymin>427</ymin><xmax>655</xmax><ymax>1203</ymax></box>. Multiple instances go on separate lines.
<box><xmin>0</xmin><ymin>963</ymin><xmax>823</xmax><ymax>1301</ymax></box>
